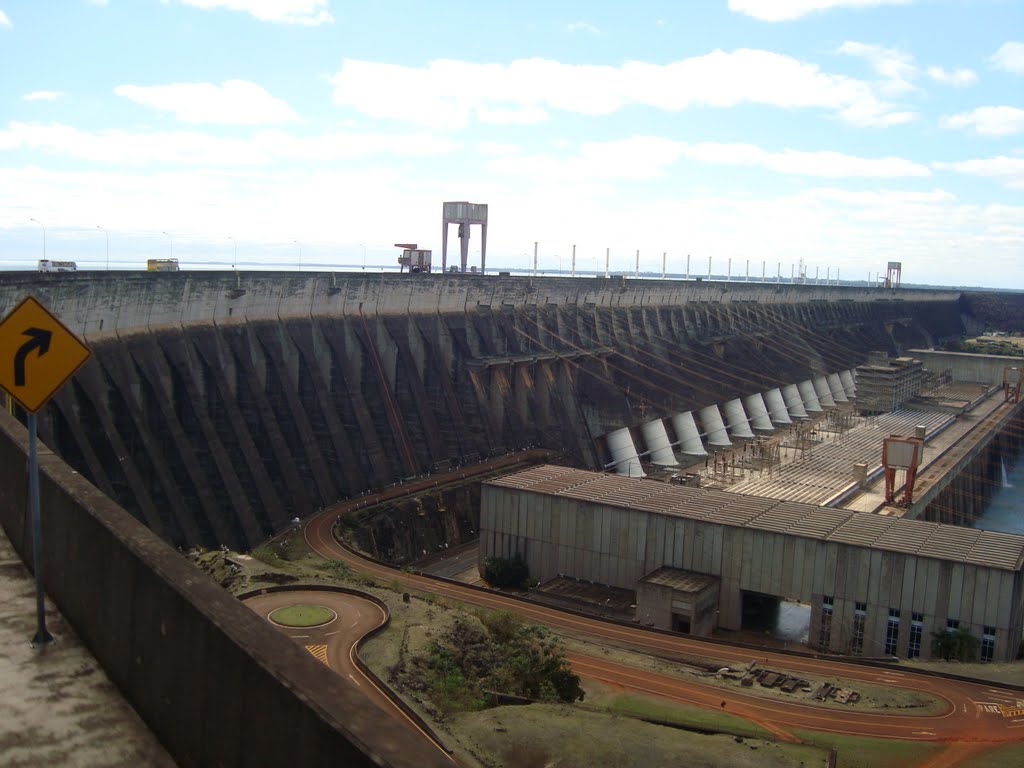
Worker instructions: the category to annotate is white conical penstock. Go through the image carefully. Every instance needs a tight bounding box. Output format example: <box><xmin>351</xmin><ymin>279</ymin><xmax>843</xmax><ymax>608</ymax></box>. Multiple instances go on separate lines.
<box><xmin>606</xmin><ymin>427</ymin><xmax>646</xmax><ymax>477</ymax></box>
<box><xmin>722</xmin><ymin>399</ymin><xmax>755</xmax><ymax>439</ymax></box>
<box><xmin>763</xmin><ymin>388</ymin><xmax>792</xmax><ymax>425</ymax></box>
<box><xmin>782</xmin><ymin>383</ymin><xmax>808</xmax><ymax>418</ymax></box>
<box><xmin>743</xmin><ymin>393</ymin><xmax>774</xmax><ymax>431</ymax></box>
<box><xmin>640</xmin><ymin>419</ymin><xmax>678</xmax><ymax>465</ymax></box>
<box><xmin>799</xmin><ymin>379</ymin><xmax>823</xmax><ymax>412</ymax></box>
<box><xmin>814</xmin><ymin>376</ymin><xmax>836</xmax><ymax>407</ymax></box>
<box><xmin>827</xmin><ymin>372</ymin><xmax>848</xmax><ymax>403</ymax></box>
<box><xmin>671</xmin><ymin>411</ymin><xmax>707</xmax><ymax>455</ymax></box>
<box><xmin>698</xmin><ymin>405</ymin><xmax>732</xmax><ymax>447</ymax></box>
<box><xmin>840</xmin><ymin>369</ymin><xmax>857</xmax><ymax>398</ymax></box>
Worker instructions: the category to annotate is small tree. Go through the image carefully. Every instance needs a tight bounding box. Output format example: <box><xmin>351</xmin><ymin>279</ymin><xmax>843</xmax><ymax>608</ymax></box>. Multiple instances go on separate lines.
<box><xmin>483</xmin><ymin>554</ymin><xmax>530</xmax><ymax>589</ymax></box>
<box><xmin>931</xmin><ymin>628</ymin><xmax>980</xmax><ymax>662</ymax></box>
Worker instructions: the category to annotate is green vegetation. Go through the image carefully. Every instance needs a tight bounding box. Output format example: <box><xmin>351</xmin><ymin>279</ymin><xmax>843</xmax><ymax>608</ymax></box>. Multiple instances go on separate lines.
<box><xmin>482</xmin><ymin>554</ymin><xmax>530</xmax><ymax>588</ymax></box>
<box><xmin>790</xmin><ymin>729</ymin><xmax>943</xmax><ymax>768</ymax></box>
<box><xmin>931</xmin><ymin>628</ymin><xmax>980</xmax><ymax>662</ymax></box>
<box><xmin>269</xmin><ymin>604</ymin><xmax>335</xmax><ymax>627</ymax></box>
<box><xmin>456</xmin><ymin>705</ymin><xmax>828</xmax><ymax>768</ymax></box>
<box><xmin>592</xmin><ymin>692</ymin><xmax>773</xmax><ymax>739</ymax></box>
<box><xmin>965</xmin><ymin>743</ymin><xmax>1024</xmax><ymax>767</ymax></box>
<box><xmin>393</xmin><ymin>611</ymin><xmax>583</xmax><ymax>715</ymax></box>
<box><xmin>945</xmin><ymin>334</ymin><xmax>1024</xmax><ymax>357</ymax></box>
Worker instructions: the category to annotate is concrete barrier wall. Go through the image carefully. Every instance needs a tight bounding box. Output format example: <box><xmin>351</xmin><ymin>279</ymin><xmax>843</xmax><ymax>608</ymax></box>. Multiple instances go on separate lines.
<box><xmin>908</xmin><ymin>349</ymin><xmax>1021</xmax><ymax>385</ymax></box>
<box><xmin>0</xmin><ymin>271</ymin><xmax>960</xmax><ymax>339</ymax></box>
<box><xmin>0</xmin><ymin>410</ymin><xmax>448</xmax><ymax>768</ymax></box>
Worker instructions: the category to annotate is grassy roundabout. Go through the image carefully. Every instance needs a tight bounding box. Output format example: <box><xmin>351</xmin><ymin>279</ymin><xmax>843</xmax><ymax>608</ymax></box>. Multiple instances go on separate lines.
<box><xmin>269</xmin><ymin>604</ymin><xmax>337</xmax><ymax>627</ymax></box>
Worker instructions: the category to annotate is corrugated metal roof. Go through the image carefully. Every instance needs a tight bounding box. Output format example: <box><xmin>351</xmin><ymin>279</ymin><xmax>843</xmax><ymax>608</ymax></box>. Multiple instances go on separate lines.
<box><xmin>641</xmin><ymin>566</ymin><xmax>719</xmax><ymax>593</ymax></box>
<box><xmin>487</xmin><ymin>465</ymin><xmax>1024</xmax><ymax>571</ymax></box>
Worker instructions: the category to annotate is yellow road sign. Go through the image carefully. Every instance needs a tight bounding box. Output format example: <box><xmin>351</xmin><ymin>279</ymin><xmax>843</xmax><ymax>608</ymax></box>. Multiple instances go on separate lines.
<box><xmin>0</xmin><ymin>295</ymin><xmax>91</xmax><ymax>413</ymax></box>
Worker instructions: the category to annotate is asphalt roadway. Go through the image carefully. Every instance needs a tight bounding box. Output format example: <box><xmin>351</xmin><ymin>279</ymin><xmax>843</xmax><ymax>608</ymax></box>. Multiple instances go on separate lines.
<box><xmin>279</xmin><ymin>453</ymin><xmax>1024</xmax><ymax>767</ymax></box>
<box><xmin>243</xmin><ymin>589</ymin><xmax>457</xmax><ymax>763</ymax></box>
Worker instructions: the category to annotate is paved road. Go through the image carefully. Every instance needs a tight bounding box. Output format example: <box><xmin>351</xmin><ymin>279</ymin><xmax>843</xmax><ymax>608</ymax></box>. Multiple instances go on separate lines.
<box><xmin>243</xmin><ymin>589</ymin><xmax>456</xmax><ymax>763</ymax></box>
<box><xmin>301</xmin><ymin>453</ymin><xmax>1024</xmax><ymax>766</ymax></box>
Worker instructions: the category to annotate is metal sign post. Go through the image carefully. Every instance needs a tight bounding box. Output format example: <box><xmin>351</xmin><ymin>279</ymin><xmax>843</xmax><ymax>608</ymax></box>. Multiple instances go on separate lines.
<box><xmin>27</xmin><ymin>411</ymin><xmax>50</xmax><ymax>645</ymax></box>
<box><xmin>0</xmin><ymin>295</ymin><xmax>92</xmax><ymax>647</ymax></box>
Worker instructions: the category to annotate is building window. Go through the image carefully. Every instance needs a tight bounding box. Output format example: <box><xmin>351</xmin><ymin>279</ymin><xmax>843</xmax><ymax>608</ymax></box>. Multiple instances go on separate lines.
<box><xmin>851</xmin><ymin>601</ymin><xmax>867</xmax><ymax>655</ymax></box>
<box><xmin>981</xmin><ymin>626</ymin><xmax>996</xmax><ymax>663</ymax></box>
<box><xmin>885</xmin><ymin>609</ymin><xmax>900</xmax><ymax>656</ymax></box>
<box><xmin>946</xmin><ymin>618</ymin><xmax>959</xmax><ymax>633</ymax></box>
<box><xmin>819</xmin><ymin>596</ymin><xmax>833</xmax><ymax>650</ymax></box>
<box><xmin>908</xmin><ymin>612</ymin><xmax>924</xmax><ymax>659</ymax></box>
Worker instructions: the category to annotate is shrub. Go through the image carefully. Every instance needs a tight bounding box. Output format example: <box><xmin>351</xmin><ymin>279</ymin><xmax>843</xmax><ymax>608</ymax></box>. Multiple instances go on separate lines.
<box><xmin>483</xmin><ymin>554</ymin><xmax>530</xmax><ymax>589</ymax></box>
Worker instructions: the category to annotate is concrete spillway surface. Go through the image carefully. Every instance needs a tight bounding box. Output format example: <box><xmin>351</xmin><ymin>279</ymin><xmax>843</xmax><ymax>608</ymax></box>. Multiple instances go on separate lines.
<box><xmin>607</xmin><ymin>427</ymin><xmax>646</xmax><ymax>477</ymax></box>
<box><xmin>840</xmin><ymin>369</ymin><xmax>857</xmax><ymax>399</ymax></box>
<box><xmin>723</xmin><ymin>398</ymin><xmax>755</xmax><ymax>439</ymax></box>
<box><xmin>763</xmin><ymin>388</ymin><xmax>792</xmax><ymax>426</ymax></box>
<box><xmin>640</xmin><ymin>419</ymin><xmax>678</xmax><ymax>465</ymax></box>
<box><xmin>798</xmin><ymin>379</ymin><xmax>823</xmax><ymax>412</ymax></box>
<box><xmin>743</xmin><ymin>393</ymin><xmax>775</xmax><ymax>431</ymax></box>
<box><xmin>699</xmin><ymin>405</ymin><xmax>733</xmax><ymax>447</ymax></box>
<box><xmin>781</xmin><ymin>383</ymin><xmax>809</xmax><ymax>419</ymax></box>
<box><xmin>672</xmin><ymin>412</ymin><xmax>708</xmax><ymax>456</ymax></box>
<box><xmin>827</xmin><ymin>372</ymin><xmax>849</xmax><ymax>403</ymax></box>
<box><xmin>813</xmin><ymin>375</ymin><xmax>837</xmax><ymax>407</ymax></box>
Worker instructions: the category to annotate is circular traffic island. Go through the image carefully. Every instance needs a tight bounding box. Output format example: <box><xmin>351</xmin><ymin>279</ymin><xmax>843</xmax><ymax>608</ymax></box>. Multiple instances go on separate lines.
<box><xmin>268</xmin><ymin>604</ymin><xmax>337</xmax><ymax>628</ymax></box>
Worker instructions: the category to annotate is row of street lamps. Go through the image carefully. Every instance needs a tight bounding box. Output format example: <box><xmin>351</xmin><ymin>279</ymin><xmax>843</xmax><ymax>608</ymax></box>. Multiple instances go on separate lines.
<box><xmin>25</xmin><ymin>220</ymin><xmax>368</xmax><ymax>272</ymax></box>
<box><xmin>26</xmin><ymin>221</ymin><xmax>249</xmax><ymax>270</ymax></box>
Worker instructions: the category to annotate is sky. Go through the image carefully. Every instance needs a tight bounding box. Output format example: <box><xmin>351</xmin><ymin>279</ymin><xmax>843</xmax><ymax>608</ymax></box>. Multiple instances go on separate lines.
<box><xmin>0</xmin><ymin>0</ymin><xmax>1022</xmax><ymax>287</ymax></box>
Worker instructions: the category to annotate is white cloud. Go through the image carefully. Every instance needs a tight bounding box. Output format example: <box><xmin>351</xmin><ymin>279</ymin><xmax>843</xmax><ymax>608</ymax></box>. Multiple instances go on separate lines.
<box><xmin>729</xmin><ymin>0</ymin><xmax>912</xmax><ymax>22</ymax></box>
<box><xmin>942</xmin><ymin>106</ymin><xmax>1024</xmax><ymax>137</ymax></box>
<box><xmin>0</xmin><ymin>10</ymin><xmax>11</xmax><ymax>27</ymax></box>
<box><xmin>171</xmin><ymin>0</ymin><xmax>332</xmax><ymax>25</ymax></box>
<box><xmin>681</xmin><ymin>142</ymin><xmax>930</xmax><ymax>177</ymax></box>
<box><xmin>114</xmin><ymin>80</ymin><xmax>300</xmax><ymax>124</ymax></box>
<box><xmin>485</xmin><ymin>136</ymin><xmax>929</xmax><ymax>182</ymax></box>
<box><xmin>478</xmin><ymin>141</ymin><xmax>519</xmax><ymax>155</ymax></box>
<box><xmin>837</xmin><ymin>41</ymin><xmax>917</xmax><ymax>95</ymax></box>
<box><xmin>567</xmin><ymin>21</ymin><xmax>600</xmax><ymax>35</ymax></box>
<box><xmin>23</xmin><ymin>91</ymin><xmax>63</xmax><ymax>101</ymax></box>
<box><xmin>331</xmin><ymin>51</ymin><xmax>909</xmax><ymax>129</ymax></box>
<box><xmin>935</xmin><ymin>156</ymin><xmax>1024</xmax><ymax>190</ymax></box>
<box><xmin>0</xmin><ymin>122</ymin><xmax>460</xmax><ymax>165</ymax></box>
<box><xmin>926</xmin><ymin>66</ymin><xmax>977</xmax><ymax>87</ymax></box>
<box><xmin>990</xmin><ymin>41</ymin><xmax>1024</xmax><ymax>74</ymax></box>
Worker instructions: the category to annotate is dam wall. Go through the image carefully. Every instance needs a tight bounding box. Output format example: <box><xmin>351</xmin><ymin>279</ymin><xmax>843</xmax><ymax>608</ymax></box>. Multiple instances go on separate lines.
<box><xmin>0</xmin><ymin>410</ymin><xmax>446</xmax><ymax>768</ymax></box>
<box><xmin>0</xmin><ymin>271</ymin><xmax>959</xmax><ymax>336</ymax></box>
<box><xmin>0</xmin><ymin>273</ymin><xmax>965</xmax><ymax>550</ymax></box>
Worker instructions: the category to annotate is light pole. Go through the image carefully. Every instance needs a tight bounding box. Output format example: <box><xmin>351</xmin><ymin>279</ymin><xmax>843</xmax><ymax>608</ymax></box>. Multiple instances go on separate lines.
<box><xmin>294</xmin><ymin>239</ymin><xmax>302</xmax><ymax>271</ymax></box>
<box><xmin>228</xmin><ymin>236</ymin><xmax>236</xmax><ymax>269</ymax></box>
<box><xmin>29</xmin><ymin>217</ymin><xmax>46</xmax><ymax>261</ymax></box>
<box><xmin>161</xmin><ymin>230</ymin><xmax>173</xmax><ymax>260</ymax></box>
<box><xmin>360</xmin><ymin>243</ymin><xmax>366</xmax><ymax>270</ymax></box>
<box><xmin>97</xmin><ymin>225</ymin><xmax>109</xmax><ymax>270</ymax></box>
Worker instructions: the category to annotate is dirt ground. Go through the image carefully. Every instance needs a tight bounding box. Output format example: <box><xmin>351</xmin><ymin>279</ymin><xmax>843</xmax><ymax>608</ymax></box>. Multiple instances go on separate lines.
<box><xmin>196</xmin><ymin>540</ymin><xmax>1024</xmax><ymax>768</ymax></box>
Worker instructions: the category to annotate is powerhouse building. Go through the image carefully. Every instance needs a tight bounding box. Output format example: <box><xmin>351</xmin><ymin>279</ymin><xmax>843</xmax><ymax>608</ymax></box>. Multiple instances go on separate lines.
<box><xmin>480</xmin><ymin>465</ymin><xmax>1024</xmax><ymax>662</ymax></box>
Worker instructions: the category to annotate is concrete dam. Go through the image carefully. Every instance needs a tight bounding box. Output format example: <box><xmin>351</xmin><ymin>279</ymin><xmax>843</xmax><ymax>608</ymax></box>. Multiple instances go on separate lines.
<box><xmin>0</xmin><ymin>271</ymin><xmax>965</xmax><ymax>553</ymax></box>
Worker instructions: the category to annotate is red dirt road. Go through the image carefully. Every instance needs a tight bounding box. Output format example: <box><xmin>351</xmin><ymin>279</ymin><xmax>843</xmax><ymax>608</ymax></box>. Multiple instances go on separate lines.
<box><xmin>299</xmin><ymin>454</ymin><xmax>1024</xmax><ymax>765</ymax></box>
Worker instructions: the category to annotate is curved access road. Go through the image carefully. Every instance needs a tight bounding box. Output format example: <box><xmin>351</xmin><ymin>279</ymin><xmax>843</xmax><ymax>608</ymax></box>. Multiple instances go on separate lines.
<box><xmin>302</xmin><ymin>469</ymin><xmax>1024</xmax><ymax>755</ymax></box>
<box><xmin>243</xmin><ymin>589</ymin><xmax>456</xmax><ymax>764</ymax></box>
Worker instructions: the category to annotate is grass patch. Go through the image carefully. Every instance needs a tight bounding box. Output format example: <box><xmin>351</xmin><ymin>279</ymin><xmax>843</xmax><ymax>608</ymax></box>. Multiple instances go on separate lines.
<box><xmin>269</xmin><ymin>604</ymin><xmax>335</xmax><ymax>627</ymax></box>
<box><xmin>455</xmin><ymin>704</ymin><xmax>827</xmax><ymax>768</ymax></box>
<box><xmin>587</xmin><ymin>688</ymin><xmax>773</xmax><ymax>740</ymax></box>
<box><xmin>966</xmin><ymin>743</ymin><xmax>1024</xmax><ymax>767</ymax></box>
<box><xmin>790</xmin><ymin>729</ymin><xmax>943</xmax><ymax>768</ymax></box>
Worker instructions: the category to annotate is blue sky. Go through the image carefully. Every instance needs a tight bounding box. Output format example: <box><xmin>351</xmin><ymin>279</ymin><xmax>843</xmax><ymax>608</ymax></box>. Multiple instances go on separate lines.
<box><xmin>1</xmin><ymin>0</ymin><xmax>1022</xmax><ymax>287</ymax></box>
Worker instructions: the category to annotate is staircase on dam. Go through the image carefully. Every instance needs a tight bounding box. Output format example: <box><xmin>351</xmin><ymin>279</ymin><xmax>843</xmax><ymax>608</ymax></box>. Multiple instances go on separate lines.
<box><xmin>0</xmin><ymin>272</ymin><xmax>966</xmax><ymax>552</ymax></box>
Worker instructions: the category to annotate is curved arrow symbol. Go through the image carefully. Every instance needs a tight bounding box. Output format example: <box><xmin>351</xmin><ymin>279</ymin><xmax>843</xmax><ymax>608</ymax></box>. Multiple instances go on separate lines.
<box><xmin>14</xmin><ymin>327</ymin><xmax>52</xmax><ymax>387</ymax></box>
